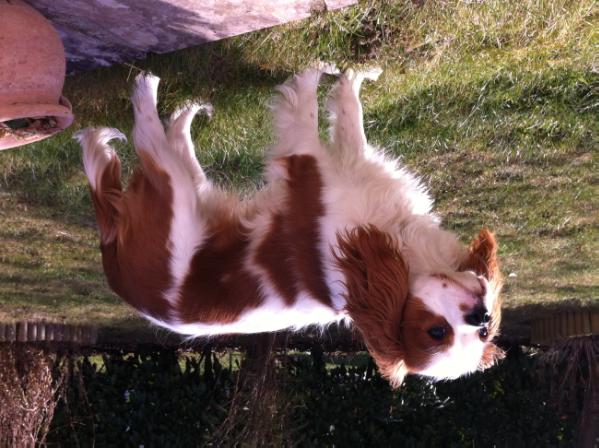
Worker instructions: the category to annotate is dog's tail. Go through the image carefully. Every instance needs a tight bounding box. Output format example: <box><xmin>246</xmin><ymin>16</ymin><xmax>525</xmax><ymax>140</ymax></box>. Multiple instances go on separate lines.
<box><xmin>75</xmin><ymin>127</ymin><xmax>126</xmax><ymax>245</ymax></box>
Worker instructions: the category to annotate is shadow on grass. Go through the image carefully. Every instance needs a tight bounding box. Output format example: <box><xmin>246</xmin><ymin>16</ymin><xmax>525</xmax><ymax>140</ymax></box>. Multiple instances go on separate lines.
<box><xmin>66</xmin><ymin>296</ymin><xmax>599</xmax><ymax>347</ymax></box>
<box><xmin>1</xmin><ymin>39</ymin><xmax>290</xmax><ymax>222</ymax></box>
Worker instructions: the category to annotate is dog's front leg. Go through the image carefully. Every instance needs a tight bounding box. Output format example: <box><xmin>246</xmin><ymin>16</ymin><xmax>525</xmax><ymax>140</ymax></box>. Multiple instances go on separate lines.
<box><xmin>327</xmin><ymin>68</ymin><xmax>382</xmax><ymax>158</ymax></box>
<box><xmin>270</xmin><ymin>68</ymin><xmax>327</xmax><ymax>157</ymax></box>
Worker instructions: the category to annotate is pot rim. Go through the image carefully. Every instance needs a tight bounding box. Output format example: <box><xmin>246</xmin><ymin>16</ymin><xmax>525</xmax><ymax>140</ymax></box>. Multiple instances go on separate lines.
<box><xmin>0</xmin><ymin>96</ymin><xmax>74</xmax><ymax>150</ymax></box>
<box><xmin>0</xmin><ymin>96</ymin><xmax>73</xmax><ymax>124</ymax></box>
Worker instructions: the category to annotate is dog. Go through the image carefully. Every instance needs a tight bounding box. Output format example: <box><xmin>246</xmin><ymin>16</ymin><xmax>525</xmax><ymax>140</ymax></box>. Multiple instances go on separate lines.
<box><xmin>76</xmin><ymin>67</ymin><xmax>503</xmax><ymax>386</ymax></box>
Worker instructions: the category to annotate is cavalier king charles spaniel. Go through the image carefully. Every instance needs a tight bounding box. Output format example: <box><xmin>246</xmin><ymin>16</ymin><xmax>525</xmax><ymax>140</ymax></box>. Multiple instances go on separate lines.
<box><xmin>76</xmin><ymin>67</ymin><xmax>503</xmax><ymax>386</ymax></box>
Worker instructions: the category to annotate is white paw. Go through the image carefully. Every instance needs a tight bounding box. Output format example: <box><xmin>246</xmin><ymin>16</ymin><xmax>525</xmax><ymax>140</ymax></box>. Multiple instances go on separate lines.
<box><xmin>314</xmin><ymin>61</ymin><xmax>341</xmax><ymax>76</ymax></box>
<box><xmin>345</xmin><ymin>67</ymin><xmax>383</xmax><ymax>82</ymax></box>
<box><xmin>132</xmin><ymin>72</ymin><xmax>160</xmax><ymax>109</ymax></box>
<box><xmin>134</xmin><ymin>72</ymin><xmax>160</xmax><ymax>93</ymax></box>
<box><xmin>171</xmin><ymin>99</ymin><xmax>214</xmax><ymax>121</ymax></box>
<box><xmin>362</xmin><ymin>67</ymin><xmax>383</xmax><ymax>81</ymax></box>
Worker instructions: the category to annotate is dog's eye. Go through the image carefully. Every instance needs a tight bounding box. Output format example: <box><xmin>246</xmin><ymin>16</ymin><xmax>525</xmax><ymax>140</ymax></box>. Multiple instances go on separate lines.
<box><xmin>427</xmin><ymin>326</ymin><xmax>446</xmax><ymax>341</ymax></box>
<box><xmin>479</xmin><ymin>327</ymin><xmax>489</xmax><ymax>339</ymax></box>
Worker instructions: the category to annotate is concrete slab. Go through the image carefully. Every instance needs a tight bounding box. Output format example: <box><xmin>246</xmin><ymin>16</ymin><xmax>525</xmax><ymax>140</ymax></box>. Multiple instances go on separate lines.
<box><xmin>25</xmin><ymin>0</ymin><xmax>356</xmax><ymax>73</ymax></box>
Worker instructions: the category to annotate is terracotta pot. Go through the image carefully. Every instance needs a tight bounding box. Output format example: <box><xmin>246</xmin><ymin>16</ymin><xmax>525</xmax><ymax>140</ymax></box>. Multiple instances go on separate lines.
<box><xmin>0</xmin><ymin>0</ymin><xmax>73</xmax><ymax>150</ymax></box>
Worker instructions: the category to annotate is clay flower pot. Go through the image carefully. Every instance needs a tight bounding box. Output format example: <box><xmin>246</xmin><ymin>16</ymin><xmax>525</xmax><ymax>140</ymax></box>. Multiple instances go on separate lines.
<box><xmin>0</xmin><ymin>0</ymin><xmax>73</xmax><ymax>150</ymax></box>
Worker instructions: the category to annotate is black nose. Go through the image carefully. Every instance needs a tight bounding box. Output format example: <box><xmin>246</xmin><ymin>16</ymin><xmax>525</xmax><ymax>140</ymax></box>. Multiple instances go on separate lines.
<box><xmin>465</xmin><ymin>305</ymin><xmax>490</xmax><ymax>327</ymax></box>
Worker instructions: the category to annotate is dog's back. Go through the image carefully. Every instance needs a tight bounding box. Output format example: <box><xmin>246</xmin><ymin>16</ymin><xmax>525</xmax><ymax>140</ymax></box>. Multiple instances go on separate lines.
<box><xmin>77</xmin><ymin>72</ymin><xmax>345</xmax><ymax>334</ymax></box>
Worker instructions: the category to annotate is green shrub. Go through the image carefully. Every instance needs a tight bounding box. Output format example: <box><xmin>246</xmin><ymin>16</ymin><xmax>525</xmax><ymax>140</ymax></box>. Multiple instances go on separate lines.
<box><xmin>46</xmin><ymin>345</ymin><xmax>579</xmax><ymax>446</ymax></box>
<box><xmin>49</xmin><ymin>350</ymin><xmax>232</xmax><ymax>446</ymax></box>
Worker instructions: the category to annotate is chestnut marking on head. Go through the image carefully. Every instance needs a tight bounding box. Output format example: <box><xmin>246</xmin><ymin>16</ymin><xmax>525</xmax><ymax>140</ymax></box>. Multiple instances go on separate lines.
<box><xmin>406</xmin><ymin>271</ymin><xmax>492</xmax><ymax>379</ymax></box>
<box><xmin>404</xmin><ymin>228</ymin><xmax>504</xmax><ymax>379</ymax></box>
<box><xmin>337</xmin><ymin>226</ymin><xmax>504</xmax><ymax>387</ymax></box>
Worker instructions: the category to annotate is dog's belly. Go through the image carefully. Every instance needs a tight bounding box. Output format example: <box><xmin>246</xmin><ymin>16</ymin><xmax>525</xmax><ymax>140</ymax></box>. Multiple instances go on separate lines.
<box><xmin>145</xmin><ymin>291</ymin><xmax>345</xmax><ymax>336</ymax></box>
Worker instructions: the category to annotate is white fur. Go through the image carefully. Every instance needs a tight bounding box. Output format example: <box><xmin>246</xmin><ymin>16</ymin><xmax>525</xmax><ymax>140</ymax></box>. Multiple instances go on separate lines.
<box><xmin>269</xmin><ymin>68</ymin><xmax>323</xmax><ymax>158</ymax></box>
<box><xmin>418</xmin><ymin>332</ymin><xmax>485</xmax><ymax>379</ymax></box>
<box><xmin>145</xmin><ymin>292</ymin><xmax>346</xmax><ymax>337</ymax></box>
<box><xmin>411</xmin><ymin>273</ymin><xmax>492</xmax><ymax>379</ymax></box>
<box><xmin>75</xmin><ymin>127</ymin><xmax>126</xmax><ymax>192</ymax></box>
<box><xmin>130</xmin><ymin>74</ymin><xmax>212</xmax><ymax>309</ymax></box>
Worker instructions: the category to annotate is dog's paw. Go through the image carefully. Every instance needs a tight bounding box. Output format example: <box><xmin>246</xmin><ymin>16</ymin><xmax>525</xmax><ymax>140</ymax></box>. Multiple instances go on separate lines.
<box><xmin>134</xmin><ymin>72</ymin><xmax>160</xmax><ymax>91</ymax></box>
<box><xmin>171</xmin><ymin>99</ymin><xmax>214</xmax><ymax>121</ymax></box>
<box><xmin>345</xmin><ymin>67</ymin><xmax>383</xmax><ymax>83</ymax></box>
<box><xmin>314</xmin><ymin>61</ymin><xmax>341</xmax><ymax>76</ymax></box>
<box><xmin>132</xmin><ymin>72</ymin><xmax>160</xmax><ymax>109</ymax></box>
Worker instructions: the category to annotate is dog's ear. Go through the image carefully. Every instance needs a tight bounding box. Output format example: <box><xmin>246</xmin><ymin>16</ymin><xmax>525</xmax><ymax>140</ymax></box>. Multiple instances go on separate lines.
<box><xmin>462</xmin><ymin>228</ymin><xmax>500</xmax><ymax>283</ymax></box>
<box><xmin>463</xmin><ymin>228</ymin><xmax>504</xmax><ymax>349</ymax></box>
<box><xmin>336</xmin><ymin>225</ymin><xmax>410</xmax><ymax>387</ymax></box>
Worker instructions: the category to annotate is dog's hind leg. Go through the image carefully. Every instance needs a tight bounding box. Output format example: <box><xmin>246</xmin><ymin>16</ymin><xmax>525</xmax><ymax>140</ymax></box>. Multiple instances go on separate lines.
<box><xmin>129</xmin><ymin>73</ymin><xmax>211</xmax><ymax>309</ymax></box>
<box><xmin>130</xmin><ymin>73</ymin><xmax>170</xmax><ymax>169</ymax></box>
<box><xmin>75</xmin><ymin>128</ymin><xmax>126</xmax><ymax>245</ymax></box>
<box><xmin>326</xmin><ymin>68</ymin><xmax>382</xmax><ymax>159</ymax></box>
<box><xmin>166</xmin><ymin>100</ymin><xmax>213</xmax><ymax>189</ymax></box>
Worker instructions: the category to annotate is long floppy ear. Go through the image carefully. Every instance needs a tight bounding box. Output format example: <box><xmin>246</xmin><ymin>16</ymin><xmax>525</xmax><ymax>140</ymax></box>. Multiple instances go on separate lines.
<box><xmin>335</xmin><ymin>225</ymin><xmax>410</xmax><ymax>387</ymax></box>
<box><xmin>462</xmin><ymin>228</ymin><xmax>500</xmax><ymax>283</ymax></box>
<box><xmin>462</xmin><ymin>228</ymin><xmax>505</xmax><ymax>369</ymax></box>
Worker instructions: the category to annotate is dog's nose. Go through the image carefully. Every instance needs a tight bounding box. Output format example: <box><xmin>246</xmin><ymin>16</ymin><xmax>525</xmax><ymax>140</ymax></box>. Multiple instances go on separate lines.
<box><xmin>465</xmin><ymin>305</ymin><xmax>490</xmax><ymax>327</ymax></box>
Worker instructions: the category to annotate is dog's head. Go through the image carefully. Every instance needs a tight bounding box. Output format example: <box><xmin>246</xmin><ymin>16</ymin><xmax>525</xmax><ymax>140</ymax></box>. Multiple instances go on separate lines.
<box><xmin>337</xmin><ymin>226</ymin><xmax>503</xmax><ymax>387</ymax></box>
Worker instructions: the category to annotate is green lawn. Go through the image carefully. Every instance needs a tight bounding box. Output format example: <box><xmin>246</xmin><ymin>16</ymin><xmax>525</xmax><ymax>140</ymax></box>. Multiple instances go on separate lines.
<box><xmin>0</xmin><ymin>0</ymin><xmax>596</xmax><ymax>338</ymax></box>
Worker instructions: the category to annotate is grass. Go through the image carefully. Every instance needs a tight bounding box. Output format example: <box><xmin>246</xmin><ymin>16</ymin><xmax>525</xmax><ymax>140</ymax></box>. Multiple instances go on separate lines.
<box><xmin>0</xmin><ymin>0</ymin><xmax>597</xmax><ymax>338</ymax></box>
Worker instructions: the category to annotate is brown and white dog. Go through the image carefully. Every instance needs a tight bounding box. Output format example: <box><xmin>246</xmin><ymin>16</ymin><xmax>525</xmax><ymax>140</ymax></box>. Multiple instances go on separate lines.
<box><xmin>76</xmin><ymin>68</ymin><xmax>503</xmax><ymax>386</ymax></box>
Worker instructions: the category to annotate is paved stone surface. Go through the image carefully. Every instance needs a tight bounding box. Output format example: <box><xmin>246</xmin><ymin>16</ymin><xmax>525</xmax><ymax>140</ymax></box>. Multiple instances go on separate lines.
<box><xmin>26</xmin><ymin>0</ymin><xmax>356</xmax><ymax>73</ymax></box>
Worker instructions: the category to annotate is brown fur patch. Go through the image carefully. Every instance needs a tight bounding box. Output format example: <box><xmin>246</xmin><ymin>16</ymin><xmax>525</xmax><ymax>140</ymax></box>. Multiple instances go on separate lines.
<box><xmin>96</xmin><ymin>152</ymin><xmax>173</xmax><ymax>320</ymax></box>
<box><xmin>462</xmin><ymin>228</ymin><xmax>500</xmax><ymax>283</ymax></box>
<box><xmin>335</xmin><ymin>225</ymin><xmax>410</xmax><ymax>387</ymax></box>
<box><xmin>255</xmin><ymin>213</ymin><xmax>299</xmax><ymax>304</ymax></box>
<box><xmin>91</xmin><ymin>156</ymin><xmax>122</xmax><ymax>245</ymax></box>
<box><xmin>256</xmin><ymin>154</ymin><xmax>331</xmax><ymax>306</ymax></box>
<box><xmin>178</xmin><ymin>216</ymin><xmax>264</xmax><ymax>324</ymax></box>
<box><xmin>401</xmin><ymin>297</ymin><xmax>454</xmax><ymax>370</ymax></box>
